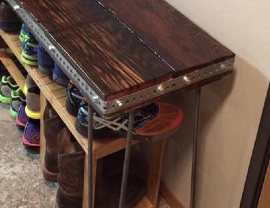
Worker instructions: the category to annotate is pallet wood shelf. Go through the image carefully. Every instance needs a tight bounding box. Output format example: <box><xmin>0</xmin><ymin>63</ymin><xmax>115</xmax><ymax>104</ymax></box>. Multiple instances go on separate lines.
<box><xmin>0</xmin><ymin>29</ymin><xmax>163</xmax><ymax>208</ymax></box>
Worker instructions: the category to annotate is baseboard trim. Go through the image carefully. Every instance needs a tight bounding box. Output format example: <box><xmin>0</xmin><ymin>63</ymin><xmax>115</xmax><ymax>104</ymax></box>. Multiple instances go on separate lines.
<box><xmin>160</xmin><ymin>181</ymin><xmax>185</xmax><ymax>208</ymax></box>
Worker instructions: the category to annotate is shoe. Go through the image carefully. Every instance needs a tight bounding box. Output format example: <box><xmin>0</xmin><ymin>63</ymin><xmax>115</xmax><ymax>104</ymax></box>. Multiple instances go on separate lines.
<box><xmin>22</xmin><ymin>118</ymin><xmax>40</xmax><ymax>148</ymax></box>
<box><xmin>10</xmin><ymin>88</ymin><xmax>25</xmax><ymax>118</ymax></box>
<box><xmin>21</xmin><ymin>32</ymin><xmax>38</xmax><ymax>66</ymax></box>
<box><xmin>23</xmin><ymin>74</ymin><xmax>36</xmax><ymax>95</ymax></box>
<box><xmin>52</xmin><ymin>64</ymin><xmax>69</xmax><ymax>87</ymax></box>
<box><xmin>19</xmin><ymin>23</ymin><xmax>28</xmax><ymax>42</ymax></box>
<box><xmin>75</xmin><ymin>102</ymin><xmax>183</xmax><ymax>141</ymax></box>
<box><xmin>0</xmin><ymin>1</ymin><xmax>21</xmax><ymax>32</ymax></box>
<box><xmin>66</xmin><ymin>81</ymin><xmax>86</xmax><ymax>116</ymax></box>
<box><xmin>15</xmin><ymin>101</ymin><xmax>28</xmax><ymax>130</ymax></box>
<box><xmin>0</xmin><ymin>75</ymin><xmax>19</xmax><ymax>104</ymax></box>
<box><xmin>42</xmin><ymin>104</ymin><xmax>65</xmax><ymax>182</ymax></box>
<box><xmin>55</xmin><ymin>127</ymin><xmax>84</xmax><ymax>208</ymax></box>
<box><xmin>25</xmin><ymin>86</ymin><xmax>41</xmax><ymax>119</ymax></box>
<box><xmin>37</xmin><ymin>43</ymin><xmax>54</xmax><ymax>75</ymax></box>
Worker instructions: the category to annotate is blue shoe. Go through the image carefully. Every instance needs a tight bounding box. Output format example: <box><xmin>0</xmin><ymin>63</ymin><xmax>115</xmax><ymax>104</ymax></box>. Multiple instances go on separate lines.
<box><xmin>37</xmin><ymin>43</ymin><xmax>54</xmax><ymax>75</ymax></box>
<box><xmin>66</xmin><ymin>81</ymin><xmax>86</xmax><ymax>116</ymax></box>
<box><xmin>52</xmin><ymin>64</ymin><xmax>69</xmax><ymax>87</ymax></box>
<box><xmin>75</xmin><ymin>102</ymin><xmax>183</xmax><ymax>141</ymax></box>
<box><xmin>19</xmin><ymin>23</ymin><xmax>28</xmax><ymax>42</ymax></box>
<box><xmin>21</xmin><ymin>32</ymin><xmax>38</xmax><ymax>66</ymax></box>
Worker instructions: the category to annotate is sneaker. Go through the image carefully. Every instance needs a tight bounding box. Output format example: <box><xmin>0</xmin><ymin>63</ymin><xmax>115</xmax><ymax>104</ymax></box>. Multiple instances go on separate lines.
<box><xmin>25</xmin><ymin>86</ymin><xmax>41</xmax><ymax>119</ymax></box>
<box><xmin>0</xmin><ymin>1</ymin><xmax>21</xmax><ymax>32</ymax></box>
<box><xmin>37</xmin><ymin>43</ymin><xmax>54</xmax><ymax>75</ymax></box>
<box><xmin>16</xmin><ymin>101</ymin><xmax>28</xmax><ymax>130</ymax></box>
<box><xmin>23</xmin><ymin>74</ymin><xmax>36</xmax><ymax>95</ymax></box>
<box><xmin>21</xmin><ymin>32</ymin><xmax>38</xmax><ymax>66</ymax></box>
<box><xmin>75</xmin><ymin>102</ymin><xmax>183</xmax><ymax>141</ymax></box>
<box><xmin>19</xmin><ymin>23</ymin><xmax>28</xmax><ymax>42</ymax></box>
<box><xmin>52</xmin><ymin>64</ymin><xmax>69</xmax><ymax>87</ymax></box>
<box><xmin>10</xmin><ymin>88</ymin><xmax>25</xmax><ymax>118</ymax></box>
<box><xmin>22</xmin><ymin>118</ymin><xmax>40</xmax><ymax>148</ymax></box>
<box><xmin>0</xmin><ymin>75</ymin><xmax>19</xmax><ymax>104</ymax></box>
<box><xmin>66</xmin><ymin>81</ymin><xmax>86</xmax><ymax>116</ymax></box>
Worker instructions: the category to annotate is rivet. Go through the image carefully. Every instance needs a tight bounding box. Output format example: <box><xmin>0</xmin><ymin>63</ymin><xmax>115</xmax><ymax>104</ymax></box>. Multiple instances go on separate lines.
<box><xmin>183</xmin><ymin>76</ymin><xmax>191</xmax><ymax>85</ymax></box>
<box><xmin>13</xmin><ymin>5</ymin><xmax>20</xmax><ymax>10</ymax></box>
<box><xmin>157</xmin><ymin>84</ymin><xmax>164</xmax><ymax>93</ymax></box>
<box><xmin>221</xmin><ymin>64</ymin><xmax>227</xmax><ymax>70</ymax></box>
<box><xmin>48</xmin><ymin>45</ymin><xmax>55</xmax><ymax>52</ymax></box>
<box><xmin>92</xmin><ymin>95</ymin><xmax>99</xmax><ymax>103</ymax></box>
<box><xmin>116</xmin><ymin>100</ymin><xmax>123</xmax><ymax>107</ymax></box>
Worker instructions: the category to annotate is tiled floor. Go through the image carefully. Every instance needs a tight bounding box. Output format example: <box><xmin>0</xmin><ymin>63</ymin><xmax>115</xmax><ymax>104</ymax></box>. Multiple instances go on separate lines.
<box><xmin>0</xmin><ymin>104</ymin><xmax>170</xmax><ymax>208</ymax></box>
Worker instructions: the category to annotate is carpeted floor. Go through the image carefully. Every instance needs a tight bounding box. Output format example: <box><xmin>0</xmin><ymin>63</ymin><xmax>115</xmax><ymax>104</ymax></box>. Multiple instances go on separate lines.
<box><xmin>0</xmin><ymin>104</ymin><xmax>170</xmax><ymax>208</ymax></box>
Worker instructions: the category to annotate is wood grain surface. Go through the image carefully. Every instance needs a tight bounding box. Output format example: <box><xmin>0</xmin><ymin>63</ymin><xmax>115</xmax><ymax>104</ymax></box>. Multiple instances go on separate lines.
<box><xmin>98</xmin><ymin>0</ymin><xmax>235</xmax><ymax>76</ymax></box>
<box><xmin>18</xmin><ymin>0</ymin><xmax>173</xmax><ymax>101</ymax></box>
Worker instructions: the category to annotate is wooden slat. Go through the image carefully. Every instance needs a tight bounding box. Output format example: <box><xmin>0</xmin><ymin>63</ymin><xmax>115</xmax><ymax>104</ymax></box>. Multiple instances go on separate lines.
<box><xmin>98</xmin><ymin>0</ymin><xmax>235</xmax><ymax>77</ymax></box>
<box><xmin>147</xmin><ymin>139</ymin><xmax>166</xmax><ymax>207</ymax></box>
<box><xmin>39</xmin><ymin>93</ymin><xmax>48</xmax><ymax>172</ymax></box>
<box><xmin>19</xmin><ymin>0</ymin><xmax>173</xmax><ymax>101</ymax></box>
<box><xmin>0</xmin><ymin>49</ymin><xmax>25</xmax><ymax>90</ymax></box>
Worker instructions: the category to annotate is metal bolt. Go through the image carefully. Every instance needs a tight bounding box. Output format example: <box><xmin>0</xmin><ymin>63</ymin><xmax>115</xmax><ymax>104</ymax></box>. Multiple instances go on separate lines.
<box><xmin>92</xmin><ymin>95</ymin><xmax>99</xmax><ymax>103</ymax></box>
<box><xmin>220</xmin><ymin>64</ymin><xmax>227</xmax><ymax>70</ymax></box>
<box><xmin>13</xmin><ymin>5</ymin><xmax>20</xmax><ymax>10</ymax></box>
<box><xmin>183</xmin><ymin>76</ymin><xmax>191</xmax><ymax>85</ymax></box>
<box><xmin>157</xmin><ymin>84</ymin><xmax>164</xmax><ymax>93</ymax></box>
<box><xmin>48</xmin><ymin>45</ymin><xmax>56</xmax><ymax>52</ymax></box>
<box><xmin>116</xmin><ymin>100</ymin><xmax>123</xmax><ymax>107</ymax></box>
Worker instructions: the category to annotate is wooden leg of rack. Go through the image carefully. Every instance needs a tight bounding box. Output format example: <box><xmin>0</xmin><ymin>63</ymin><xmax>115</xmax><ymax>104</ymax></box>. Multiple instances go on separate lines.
<box><xmin>40</xmin><ymin>92</ymin><xmax>47</xmax><ymax>172</ymax></box>
<box><xmin>146</xmin><ymin>139</ymin><xmax>167</xmax><ymax>208</ymax></box>
<box><xmin>83</xmin><ymin>154</ymin><xmax>98</xmax><ymax>208</ymax></box>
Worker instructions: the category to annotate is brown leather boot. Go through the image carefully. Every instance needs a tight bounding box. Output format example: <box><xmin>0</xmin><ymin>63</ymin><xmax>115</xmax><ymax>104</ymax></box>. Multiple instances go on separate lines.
<box><xmin>42</xmin><ymin>104</ymin><xmax>64</xmax><ymax>182</ymax></box>
<box><xmin>55</xmin><ymin>127</ymin><xmax>85</xmax><ymax>208</ymax></box>
<box><xmin>95</xmin><ymin>150</ymin><xmax>146</xmax><ymax>208</ymax></box>
<box><xmin>0</xmin><ymin>0</ymin><xmax>21</xmax><ymax>32</ymax></box>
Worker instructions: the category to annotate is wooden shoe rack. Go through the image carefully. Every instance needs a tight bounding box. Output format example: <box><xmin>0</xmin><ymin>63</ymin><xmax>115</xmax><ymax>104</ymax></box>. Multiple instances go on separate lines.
<box><xmin>0</xmin><ymin>30</ymin><xmax>165</xmax><ymax>208</ymax></box>
<box><xmin>1</xmin><ymin>0</ymin><xmax>236</xmax><ymax>207</ymax></box>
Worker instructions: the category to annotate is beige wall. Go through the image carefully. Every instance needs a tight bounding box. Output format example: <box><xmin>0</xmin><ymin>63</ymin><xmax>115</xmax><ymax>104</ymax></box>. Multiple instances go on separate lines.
<box><xmin>162</xmin><ymin>57</ymin><xmax>268</xmax><ymax>208</ymax></box>
<box><xmin>165</xmin><ymin>0</ymin><xmax>270</xmax><ymax>78</ymax></box>
<box><xmin>161</xmin><ymin>1</ymin><xmax>270</xmax><ymax>207</ymax></box>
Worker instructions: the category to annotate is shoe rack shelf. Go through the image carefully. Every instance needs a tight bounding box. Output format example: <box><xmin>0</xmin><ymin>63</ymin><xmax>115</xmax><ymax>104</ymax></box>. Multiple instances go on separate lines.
<box><xmin>0</xmin><ymin>29</ymin><xmax>166</xmax><ymax>208</ymax></box>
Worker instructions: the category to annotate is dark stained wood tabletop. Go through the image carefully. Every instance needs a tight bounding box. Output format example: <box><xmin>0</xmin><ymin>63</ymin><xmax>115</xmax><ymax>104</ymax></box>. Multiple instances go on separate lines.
<box><xmin>18</xmin><ymin>0</ymin><xmax>173</xmax><ymax>101</ymax></box>
<box><xmin>18</xmin><ymin>0</ymin><xmax>234</xmax><ymax>102</ymax></box>
<box><xmin>97</xmin><ymin>0</ymin><xmax>235</xmax><ymax>76</ymax></box>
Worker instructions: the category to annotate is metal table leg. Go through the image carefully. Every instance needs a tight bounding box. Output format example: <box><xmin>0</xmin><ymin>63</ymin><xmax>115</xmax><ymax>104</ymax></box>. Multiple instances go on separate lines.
<box><xmin>119</xmin><ymin>112</ymin><xmax>135</xmax><ymax>208</ymax></box>
<box><xmin>88</xmin><ymin>104</ymin><xmax>94</xmax><ymax>208</ymax></box>
<box><xmin>190</xmin><ymin>88</ymin><xmax>201</xmax><ymax>208</ymax></box>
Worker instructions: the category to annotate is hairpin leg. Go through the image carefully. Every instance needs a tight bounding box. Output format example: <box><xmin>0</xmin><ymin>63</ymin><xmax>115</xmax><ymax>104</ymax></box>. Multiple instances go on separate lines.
<box><xmin>119</xmin><ymin>112</ymin><xmax>135</xmax><ymax>208</ymax></box>
<box><xmin>88</xmin><ymin>104</ymin><xmax>94</xmax><ymax>208</ymax></box>
<box><xmin>190</xmin><ymin>88</ymin><xmax>201</xmax><ymax>208</ymax></box>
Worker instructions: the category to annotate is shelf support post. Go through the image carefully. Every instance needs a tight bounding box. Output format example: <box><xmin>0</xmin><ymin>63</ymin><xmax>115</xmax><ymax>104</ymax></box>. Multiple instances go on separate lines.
<box><xmin>119</xmin><ymin>112</ymin><xmax>135</xmax><ymax>208</ymax></box>
<box><xmin>190</xmin><ymin>87</ymin><xmax>201</xmax><ymax>208</ymax></box>
<box><xmin>88</xmin><ymin>104</ymin><xmax>94</xmax><ymax>208</ymax></box>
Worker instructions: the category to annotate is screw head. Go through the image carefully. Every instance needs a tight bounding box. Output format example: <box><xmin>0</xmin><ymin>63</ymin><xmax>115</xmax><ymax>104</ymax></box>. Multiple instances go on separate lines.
<box><xmin>92</xmin><ymin>95</ymin><xmax>99</xmax><ymax>103</ymax></box>
<box><xmin>220</xmin><ymin>64</ymin><xmax>227</xmax><ymax>70</ymax></box>
<box><xmin>13</xmin><ymin>5</ymin><xmax>20</xmax><ymax>10</ymax></box>
<box><xmin>48</xmin><ymin>45</ymin><xmax>56</xmax><ymax>52</ymax></box>
<box><xmin>116</xmin><ymin>100</ymin><xmax>123</xmax><ymax>107</ymax></box>
<box><xmin>157</xmin><ymin>84</ymin><xmax>164</xmax><ymax>93</ymax></box>
<box><xmin>183</xmin><ymin>76</ymin><xmax>191</xmax><ymax>85</ymax></box>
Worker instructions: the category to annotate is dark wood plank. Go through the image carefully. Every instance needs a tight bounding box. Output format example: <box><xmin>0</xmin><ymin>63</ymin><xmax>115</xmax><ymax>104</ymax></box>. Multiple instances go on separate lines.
<box><xmin>98</xmin><ymin>0</ymin><xmax>235</xmax><ymax>76</ymax></box>
<box><xmin>18</xmin><ymin>0</ymin><xmax>173</xmax><ymax>101</ymax></box>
